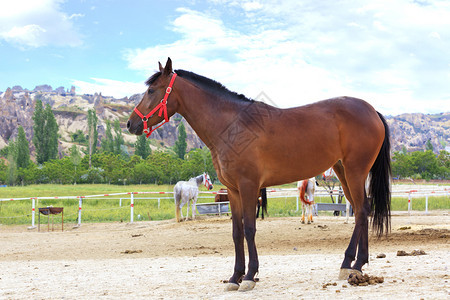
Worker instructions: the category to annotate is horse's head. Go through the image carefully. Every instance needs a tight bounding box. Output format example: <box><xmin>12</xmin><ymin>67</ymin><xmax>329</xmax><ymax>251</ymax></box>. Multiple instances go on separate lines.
<box><xmin>203</xmin><ymin>172</ymin><xmax>214</xmax><ymax>190</ymax></box>
<box><xmin>127</xmin><ymin>57</ymin><xmax>179</xmax><ymax>137</ymax></box>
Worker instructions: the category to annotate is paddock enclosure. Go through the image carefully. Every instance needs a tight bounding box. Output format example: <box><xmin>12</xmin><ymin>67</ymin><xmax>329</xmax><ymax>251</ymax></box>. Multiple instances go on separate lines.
<box><xmin>0</xmin><ymin>212</ymin><xmax>448</xmax><ymax>299</ymax></box>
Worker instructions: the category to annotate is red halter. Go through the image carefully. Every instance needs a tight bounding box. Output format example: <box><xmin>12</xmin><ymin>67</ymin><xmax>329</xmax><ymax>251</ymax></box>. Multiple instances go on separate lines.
<box><xmin>203</xmin><ymin>173</ymin><xmax>212</xmax><ymax>190</ymax></box>
<box><xmin>133</xmin><ymin>73</ymin><xmax>177</xmax><ymax>138</ymax></box>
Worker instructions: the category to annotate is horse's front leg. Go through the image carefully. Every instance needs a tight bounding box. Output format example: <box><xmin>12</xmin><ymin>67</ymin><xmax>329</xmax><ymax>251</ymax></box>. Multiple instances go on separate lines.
<box><xmin>239</xmin><ymin>184</ymin><xmax>259</xmax><ymax>291</ymax></box>
<box><xmin>224</xmin><ymin>189</ymin><xmax>245</xmax><ymax>291</ymax></box>
<box><xmin>185</xmin><ymin>199</ymin><xmax>190</xmax><ymax>221</ymax></box>
<box><xmin>192</xmin><ymin>196</ymin><xmax>197</xmax><ymax>220</ymax></box>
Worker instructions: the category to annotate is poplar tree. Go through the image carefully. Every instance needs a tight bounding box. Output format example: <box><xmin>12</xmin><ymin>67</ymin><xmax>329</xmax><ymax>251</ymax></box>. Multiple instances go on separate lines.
<box><xmin>174</xmin><ymin>122</ymin><xmax>187</xmax><ymax>159</ymax></box>
<box><xmin>135</xmin><ymin>134</ymin><xmax>151</xmax><ymax>159</ymax></box>
<box><xmin>101</xmin><ymin>120</ymin><xmax>114</xmax><ymax>153</ymax></box>
<box><xmin>32</xmin><ymin>100</ymin><xmax>45</xmax><ymax>164</ymax></box>
<box><xmin>43</xmin><ymin>103</ymin><xmax>59</xmax><ymax>161</ymax></box>
<box><xmin>15</xmin><ymin>126</ymin><xmax>30</xmax><ymax>168</ymax></box>
<box><xmin>87</xmin><ymin>109</ymin><xmax>98</xmax><ymax>168</ymax></box>
<box><xmin>32</xmin><ymin>100</ymin><xmax>59</xmax><ymax>163</ymax></box>
<box><xmin>70</xmin><ymin>145</ymin><xmax>81</xmax><ymax>184</ymax></box>
<box><xmin>113</xmin><ymin>119</ymin><xmax>124</xmax><ymax>155</ymax></box>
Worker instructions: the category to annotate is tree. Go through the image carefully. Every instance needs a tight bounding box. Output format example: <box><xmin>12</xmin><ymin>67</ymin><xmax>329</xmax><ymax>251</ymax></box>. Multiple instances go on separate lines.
<box><xmin>392</xmin><ymin>150</ymin><xmax>448</xmax><ymax>180</ymax></box>
<box><xmin>174</xmin><ymin>122</ymin><xmax>187</xmax><ymax>159</ymax></box>
<box><xmin>32</xmin><ymin>100</ymin><xmax>45</xmax><ymax>164</ymax></box>
<box><xmin>6</xmin><ymin>152</ymin><xmax>17</xmax><ymax>186</ymax></box>
<box><xmin>411</xmin><ymin>150</ymin><xmax>439</xmax><ymax>179</ymax></box>
<box><xmin>32</xmin><ymin>101</ymin><xmax>59</xmax><ymax>164</ymax></box>
<box><xmin>101</xmin><ymin>120</ymin><xmax>114</xmax><ymax>153</ymax></box>
<box><xmin>87</xmin><ymin>109</ymin><xmax>98</xmax><ymax>168</ymax></box>
<box><xmin>182</xmin><ymin>148</ymin><xmax>216</xmax><ymax>180</ymax></box>
<box><xmin>70</xmin><ymin>145</ymin><xmax>82</xmax><ymax>184</ymax></box>
<box><xmin>135</xmin><ymin>134</ymin><xmax>151</xmax><ymax>159</ymax></box>
<box><xmin>426</xmin><ymin>139</ymin><xmax>434</xmax><ymax>152</ymax></box>
<box><xmin>0</xmin><ymin>159</ymin><xmax>7</xmax><ymax>184</ymax></box>
<box><xmin>113</xmin><ymin>119</ymin><xmax>124</xmax><ymax>155</ymax></box>
<box><xmin>15</xmin><ymin>126</ymin><xmax>30</xmax><ymax>169</ymax></box>
<box><xmin>71</xmin><ymin>129</ymin><xmax>87</xmax><ymax>144</ymax></box>
<box><xmin>44</xmin><ymin>103</ymin><xmax>59</xmax><ymax>161</ymax></box>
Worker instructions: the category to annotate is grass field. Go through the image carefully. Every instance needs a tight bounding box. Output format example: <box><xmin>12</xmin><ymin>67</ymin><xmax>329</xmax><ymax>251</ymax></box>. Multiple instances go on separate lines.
<box><xmin>0</xmin><ymin>184</ymin><xmax>448</xmax><ymax>225</ymax></box>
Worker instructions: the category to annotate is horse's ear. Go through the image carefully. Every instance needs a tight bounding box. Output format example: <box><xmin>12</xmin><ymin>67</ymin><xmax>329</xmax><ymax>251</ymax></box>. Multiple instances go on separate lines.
<box><xmin>158</xmin><ymin>61</ymin><xmax>163</xmax><ymax>72</ymax></box>
<box><xmin>163</xmin><ymin>57</ymin><xmax>173</xmax><ymax>75</ymax></box>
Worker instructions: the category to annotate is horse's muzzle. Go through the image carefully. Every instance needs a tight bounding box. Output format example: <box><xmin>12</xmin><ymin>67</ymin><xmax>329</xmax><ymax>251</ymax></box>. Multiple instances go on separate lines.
<box><xmin>127</xmin><ymin>119</ymin><xmax>143</xmax><ymax>135</ymax></box>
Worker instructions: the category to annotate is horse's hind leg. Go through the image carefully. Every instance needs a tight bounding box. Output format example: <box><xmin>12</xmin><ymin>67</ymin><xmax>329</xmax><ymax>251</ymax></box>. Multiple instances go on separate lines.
<box><xmin>334</xmin><ymin>162</ymin><xmax>370</xmax><ymax>278</ymax></box>
<box><xmin>301</xmin><ymin>203</ymin><xmax>306</xmax><ymax>224</ymax></box>
<box><xmin>307</xmin><ymin>204</ymin><xmax>313</xmax><ymax>224</ymax></box>
<box><xmin>333</xmin><ymin>162</ymin><xmax>360</xmax><ymax>273</ymax></box>
<box><xmin>179</xmin><ymin>197</ymin><xmax>186</xmax><ymax>220</ymax></box>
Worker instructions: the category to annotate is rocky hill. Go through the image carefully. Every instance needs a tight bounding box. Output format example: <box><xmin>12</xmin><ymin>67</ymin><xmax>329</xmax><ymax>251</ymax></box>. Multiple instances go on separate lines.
<box><xmin>387</xmin><ymin>113</ymin><xmax>450</xmax><ymax>153</ymax></box>
<box><xmin>0</xmin><ymin>85</ymin><xmax>204</xmax><ymax>157</ymax></box>
<box><xmin>0</xmin><ymin>85</ymin><xmax>448</xmax><ymax>158</ymax></box>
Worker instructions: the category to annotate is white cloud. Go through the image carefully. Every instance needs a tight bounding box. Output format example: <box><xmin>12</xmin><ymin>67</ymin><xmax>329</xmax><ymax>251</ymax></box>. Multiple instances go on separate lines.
<box><xmin>242</xmin><ymin>1</ymin><xmax>263</xmax><ymax>11</ymax></box>
<box><xmin>0</xmin><ymin>0</ymin><xmax>83</xmax><ymax>48</ymax></box>
<box><xmin>1</xmin><ymin>25</ymin><xmax>46</xmax><ymax>48</ymax></box>
<box><xmin>123</xmin><ymin>1</ymin><xmax>450</xmax><ymax>115</ymax></box>
<box><xmin>72</xmin><ymin>78</ymin><xmax>145</xmax><ymax>99</ymax></box>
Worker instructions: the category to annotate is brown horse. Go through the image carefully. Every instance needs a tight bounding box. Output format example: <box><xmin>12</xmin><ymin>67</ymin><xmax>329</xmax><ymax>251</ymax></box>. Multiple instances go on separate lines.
<box><xmin>127</xmin><ymin>58</ymin><xmax>391</xmax><ymax>292</ymax></box>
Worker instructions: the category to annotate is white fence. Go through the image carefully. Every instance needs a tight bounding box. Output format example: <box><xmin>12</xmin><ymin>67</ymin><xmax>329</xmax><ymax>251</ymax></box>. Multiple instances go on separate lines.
<box><xmin>0</xmin><ymin>187</ymin><xmax>448</xmax><ymax>228</ymax></box>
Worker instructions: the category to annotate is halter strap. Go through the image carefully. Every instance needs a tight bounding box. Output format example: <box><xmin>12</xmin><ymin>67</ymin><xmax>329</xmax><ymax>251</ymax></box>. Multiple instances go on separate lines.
<box><xmin>203</xmin><ymin>173</ymin><xmax>212</xmax><ymax>189</ymax></box>
<box><xmin>134</xmin><ymin>73</ymin><xmax>177</xmax><ymax>138</ymax></box>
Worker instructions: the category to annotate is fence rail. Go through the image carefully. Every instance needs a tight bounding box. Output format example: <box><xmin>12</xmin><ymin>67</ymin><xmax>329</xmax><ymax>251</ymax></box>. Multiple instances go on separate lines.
<box><xmin>0</xmin><ymin>187</ymin><xmax>448</xmax><ymax>228</ymax></box>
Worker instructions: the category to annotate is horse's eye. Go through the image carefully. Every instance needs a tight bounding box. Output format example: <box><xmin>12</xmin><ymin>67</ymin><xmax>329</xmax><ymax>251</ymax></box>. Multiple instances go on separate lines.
<box><xmin>148</xmin><ymin>89</ymin><xmax>154</xmax><ymax>94</ymax></box>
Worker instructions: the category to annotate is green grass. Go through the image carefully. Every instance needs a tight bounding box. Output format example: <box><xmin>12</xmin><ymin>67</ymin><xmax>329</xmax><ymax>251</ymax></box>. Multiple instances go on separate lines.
<box><xmin>0</xmin><ymin>184</ymin><xmax>448</xmax><ymax>226</ymax></box>
<box><xmin>0</xmin><ymin>184</ymin><xmax>223</xmax><ymax>225</ymax></box>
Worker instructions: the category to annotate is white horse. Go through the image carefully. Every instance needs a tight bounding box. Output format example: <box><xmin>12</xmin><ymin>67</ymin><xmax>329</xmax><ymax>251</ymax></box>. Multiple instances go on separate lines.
<box><xmin>174</xmin><ymin>172</ymin><xmax>213</xmax><ymax>222</ymax></box>
<box><xmin>297</xmin><ymin>177</ymin><xmax>316</xmax><ymax>224</ymax></box>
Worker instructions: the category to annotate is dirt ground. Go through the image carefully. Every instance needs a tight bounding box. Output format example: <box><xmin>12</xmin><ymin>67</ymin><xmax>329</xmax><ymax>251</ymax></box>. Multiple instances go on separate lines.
<box><xmin>0</xmin><ymin>212</ymin><xmax>448</xmax><ymax>299</ymax></box>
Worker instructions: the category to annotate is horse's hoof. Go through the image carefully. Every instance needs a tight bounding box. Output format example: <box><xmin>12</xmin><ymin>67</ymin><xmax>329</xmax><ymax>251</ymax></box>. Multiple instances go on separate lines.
<box><xmin>338</xmin><ymin>268</ymin><xmax>362</xmax><ymax>280</ymax></box>
<box><xmin>238</xmin><ymin>280</ymin><xmax>256</xmax><ymax>292</ymax></box>
<box><xmin>224</xmin><ymin>283</ymin><xmax>239</xmax><ymax>291</ymax></box>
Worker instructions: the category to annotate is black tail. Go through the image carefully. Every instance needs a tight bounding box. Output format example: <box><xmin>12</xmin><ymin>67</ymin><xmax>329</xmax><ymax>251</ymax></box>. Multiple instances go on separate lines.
<box><xmin>261</xmin><ymin>188</ymin><xmax>268</xmax><ymax>218</ymax></box>
<box><xmin>369</xmin><ymin>112</ymin><xmax>392</xmax><ymax>237</ymax></box>
<box><xmin>256</xmin><ymin>188</ymin><xmax>268</xmax><ymax>219</ymax></box>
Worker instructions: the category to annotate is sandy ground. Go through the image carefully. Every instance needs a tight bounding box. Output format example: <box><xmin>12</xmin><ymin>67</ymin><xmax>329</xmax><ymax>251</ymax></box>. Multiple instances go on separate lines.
<box><xmin>0</xmin><ymin>212</ymin><xmax>448</xmax><ymax>299</ymax></box>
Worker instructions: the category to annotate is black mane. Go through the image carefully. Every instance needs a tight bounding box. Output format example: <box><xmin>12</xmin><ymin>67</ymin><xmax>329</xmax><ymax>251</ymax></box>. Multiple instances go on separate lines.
<box><xmin>145</xmin><ymin>71</ymin><xmax>162</xmax><ymax>86</ymax></box>
<box><xmin>175</xmin><ymin>69</ymin><xmax>252</xmax><ymax>103</ymax></box>
<box><xmin>145</xmin><ymin>69</ymin><xmax>252</xmax><ymax>103</ymax></box>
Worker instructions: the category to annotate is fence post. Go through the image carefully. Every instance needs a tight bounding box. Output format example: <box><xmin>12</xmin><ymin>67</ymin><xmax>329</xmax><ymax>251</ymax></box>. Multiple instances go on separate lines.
<box><xmin>425</xmin><ymin>195</ymin><xmax>429</xmax><ymax>214</ymax></box>
<box><xmin>130</xmin><ymin>193</ymin><xmax>134</xmax><ymax>223</ymax></box>
<box><xmin>408</xmin><ymin>193</ymin><xmax>412</xmax><ymax>215</ymax></box>
<box><xmin>296</xmin><ymin>196</ymin><xmax>299</xmax><ymax>212</ymax></box>
<box><xmin>32</xmin><ymin>198</ymin><xmax>36</xmax><ymax>227</ymax></box>
<box><xmin>30</xmin><ymin>198</ymin><xmax>36</xmax><ymax>229</ymax></box>
<box><xmin>77</xmin><ymin>196</ymin><xmax>83</xmax><ymax>227</ymax></box>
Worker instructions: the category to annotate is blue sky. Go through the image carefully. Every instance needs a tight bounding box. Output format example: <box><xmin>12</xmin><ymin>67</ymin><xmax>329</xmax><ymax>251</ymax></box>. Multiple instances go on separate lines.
<box><xmin>1</xmin><ymin>0</ymin><xmax>449</xmax><ymax>115</ymax></box>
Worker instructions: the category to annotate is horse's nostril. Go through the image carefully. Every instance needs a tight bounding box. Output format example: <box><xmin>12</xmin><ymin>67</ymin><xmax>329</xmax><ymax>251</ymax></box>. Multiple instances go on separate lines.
<box><xmin>127</xmin><ymin>120</ymin><xmax>131</xmax><ymax>129</ymax></box>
